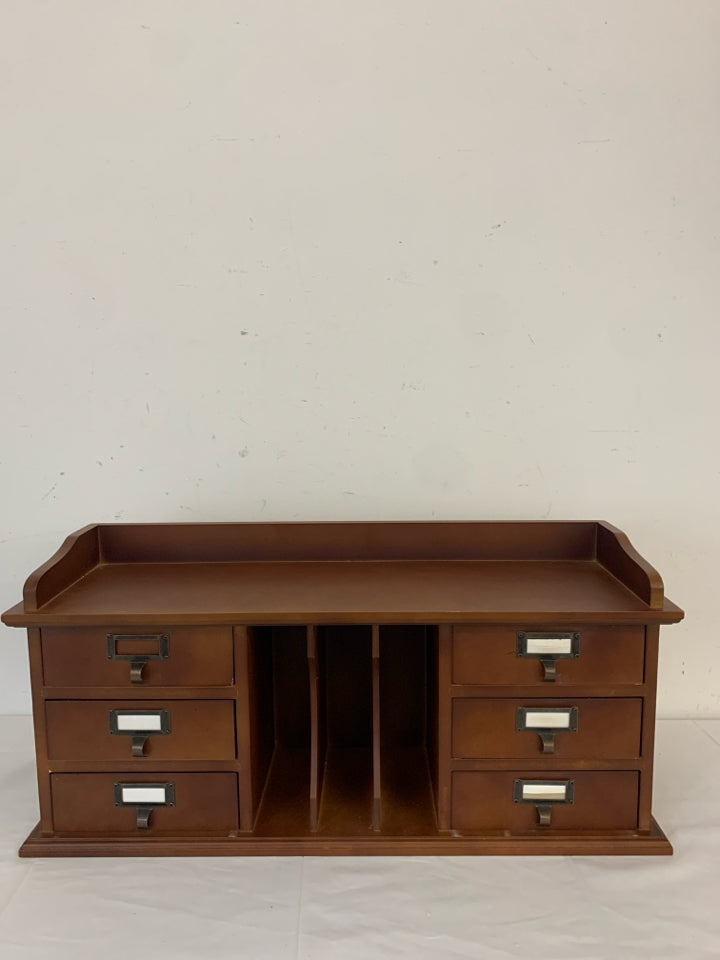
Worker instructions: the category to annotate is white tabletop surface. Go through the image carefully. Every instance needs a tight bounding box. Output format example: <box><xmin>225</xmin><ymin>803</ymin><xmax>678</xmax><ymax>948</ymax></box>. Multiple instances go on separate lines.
<box><xmin>0</xmin><ymin>716</ymin><xmax>717</xmax><ymax>959</ymax></box>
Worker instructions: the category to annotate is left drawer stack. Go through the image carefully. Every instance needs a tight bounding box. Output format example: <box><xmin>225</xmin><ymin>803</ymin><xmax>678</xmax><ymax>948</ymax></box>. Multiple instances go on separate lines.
<box><xmin>38</xmin><ymin>626</ymin><xmax>240</xmax><ymax>837</ymax></box>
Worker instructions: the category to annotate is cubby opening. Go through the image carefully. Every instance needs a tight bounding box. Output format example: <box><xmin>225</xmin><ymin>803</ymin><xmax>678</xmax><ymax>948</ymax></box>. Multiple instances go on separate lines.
<box><xmin>314</xmin><ymin>625</ymin><xmax>374</xmax><ymax>835</ymax></box>
<box><xmin>250</xmin><ymin>626</ymin><xmax>312</xmax><ymax>835</ymax></box>
<box><xmin>250</xmin><ymin>623</ymin><xmax>438</xmax><ymax>838</ymax></box>
<box><xmin>378</xmin><ymin>625</ymin><xmax>438</xmax><ymax>835</ymax></box>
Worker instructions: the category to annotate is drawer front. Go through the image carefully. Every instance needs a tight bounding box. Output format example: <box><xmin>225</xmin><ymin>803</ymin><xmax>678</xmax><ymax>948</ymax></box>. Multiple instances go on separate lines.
<box><xmin>452</xmin><ymin>698</ymin><xmax>642</xmax><ymax>760</ymax></box>
<box><xmin>452</xmin><ymin>625</ymin><xmax>645</xmax><ymax>685</ymax></box>
<box><xmin>452</xmin><ymin>771</ymin><xmax>639</xmax><ymax>832</ymax></box>
<box><xmin>46</xmin><ymin>700</ymin><xmax>236</xmax><ymax>762</ymax></box>
<box><xmin>42</xmin><ymin>626</ymin><xmax>234</xmax><ymax>686</ymax></box>
<box><xmin>51</xmin><ymin>772</ymin><xmax>239</xmax><ymax>834</ymax></box>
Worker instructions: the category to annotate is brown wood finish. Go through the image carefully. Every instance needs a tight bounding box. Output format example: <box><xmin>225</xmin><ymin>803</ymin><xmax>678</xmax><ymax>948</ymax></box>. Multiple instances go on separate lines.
<box><xmin>47</xmin><ymin>760</ymin><xmax>241</xmax><ymax>774</ymax></box>
<box><xmin>234</xmin><ymin>625</ymin><xmax>256</xmax><ymax>832</ymax></box>
<box><xmin>436</xmin><ymin>624</ymin><xmax>453</xmax><ymax>831</ymax></box>
<box><xmin>23</xmin><ymin>524</ymin><xmax>99</xmax><ymax>611</ymax></box>
<box><xmin>251</xmin><ymin>746</ymin><xmax>312</xmax><ymax>837</ymax></box>
<box><xmin>377</xmin><ymin>625</ymin><xmax>436</xmax><ymax>833</ymax></box>
<box><xmin>452</xmin><ymin>625</ymin><xmax>646</xmax><ymax>686</ymax></box>
<box><xmin>26</xmin><ymin>628</ymin><xmax>53</xmax><ymax>835</ymax></box>
<box><xmin>372</xmin><ymin>625</ymin><xmax>381</xmax><ymax>831</ymax></box>
<box><xmin>451</xmin><ymin>771</ymin><xmax>640</xmax><ymax>833</ymax></box>
<box><xmin>307</xmin><ymin>625</ymin><xmax>326</xmax><ymax>832</ymax></box>
<box><xmin>596</xmin><ymin>522</ymin><xmax>664</xmax><ymax>607</ymax></box>
<box><xmin>41</xmin><ymin>626</ymin><xmax>234</xmax><ymax>687</ymax></box>
<box><xmin>315</xmin><ymin>747</ymin><xmax>375</xmax><ymax>836</ymax></box>
<box><xmin>1</xmin><ymin>521</ymin><xmax>683</xmax><ymax>857</ymax></box>
<box><xmin>448</xmin><ymin>757</ymin><xmax>645</xmax><ymax>773</ymax></box>
<box><xmin>378</xmin><ymin>745</ymin><xmax>438</xmax><ymax>836</ymax></box>
<box><xmin>7</xmin><ymin>560</ymin><xmax>681</xmax><ymax>627</ymax></box>
<box><xmin>19</xmin><ymin>818</ymin><xmax>673</xmax><ymax>856</ymax></box>
<box><xmin>638</xmin><ymin>624</ymin><xmax>661</xmax><ymax>831</ymax></box>
<box><xmin>425</xmin><ymin>626</ymin><xmax>439</xmax><ymax>816</ymax></box>
<box><xmin>45</xmin><ymin>700</ymin><xmax>236</xmax><ymax>762</ymax></box>
<box><xmin>51</xmin><ymin>772</ymin><xmax>239</xmax><ymax>834</ymax></box>
<box><xmin>452</xmin><ymin>698</ymin><xmax>642</xmax><ymax>760</ymax></box>
<box><xmin>96</xmin><ymin>521</ymin><xmax>600</xmax><ymax>564</ymax></box>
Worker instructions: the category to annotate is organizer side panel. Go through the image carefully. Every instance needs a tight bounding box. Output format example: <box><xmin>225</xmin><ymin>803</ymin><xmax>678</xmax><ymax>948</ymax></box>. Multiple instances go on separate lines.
<box><xmin>28</xmin><ymin>628</ymin><xmax>53</xmax><ymax>834</ymax></box>
<box><xmin>638</xmin><ymin>624</ymin><xmax>660</xmax><ymax>831</ymax></box>
<box><xmin>436</xmin><ymin>625</ymin><xmax>453</xmax><ymax>830</ymax></box>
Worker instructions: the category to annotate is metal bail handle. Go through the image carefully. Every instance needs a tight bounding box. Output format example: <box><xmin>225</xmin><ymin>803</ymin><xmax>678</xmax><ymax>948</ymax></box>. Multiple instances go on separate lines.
<box><xmin>516</xmin><ymin>706</ymin><xmax>579</xmax><ymax>755</ymax></box>
<box><xmin>516</xmin><ymin>633</ymin><xmax>581</xmax><ymax>683</ymax></box>
<box><xmin>107</xmin><ymin>634</ymin><xmax>170</xmax><ymax>684</ymax></box>
<box><xmin>109</xmin><ymin>709</ymin><xmax>172</xmax><ymax>757</ymax></box>
<box><xmin>513</xmin><ymin>778</ymin><xmax>575</xmax><ymax>828</ymax></box>
<box><xmin>131</xmin><ymin>735</ymin><xmax>150</xmax><ymax>757</ymax></box>
<box><xmin>130</xmin><ymin>658</ymin><xmax>148</xmax><ymax>683</ymax></box>
<box><xmin>540</xmin><ymin>657</ymin><xmax>557</xmax><ymax>682</ymax></box>
<box><xmin>114</xmin><ymin>781</ymin><xmax>176</xmax><ymax>830</ymax></box>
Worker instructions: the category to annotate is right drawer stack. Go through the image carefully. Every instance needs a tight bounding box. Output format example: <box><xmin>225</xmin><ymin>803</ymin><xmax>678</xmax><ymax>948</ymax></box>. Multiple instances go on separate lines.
<box><xmin>449</xmin><ymin>624</ymin><xmax>646</xmax><ymax>834</ymax></box>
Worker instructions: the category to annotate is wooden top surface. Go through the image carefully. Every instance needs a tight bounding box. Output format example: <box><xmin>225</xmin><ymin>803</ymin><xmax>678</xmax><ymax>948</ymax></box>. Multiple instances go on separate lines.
<box><xmin>2</xmin><ymin>559</ymin><xmax>683</xmax><ymax>626</ymax></box>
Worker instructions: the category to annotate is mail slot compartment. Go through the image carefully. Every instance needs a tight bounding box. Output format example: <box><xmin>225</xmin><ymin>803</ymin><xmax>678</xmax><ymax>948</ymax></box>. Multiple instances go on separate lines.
<box><xmin>452</xmin><ymin>698</ymin><xmax>642</xmax><ymax>760</ymax></box>
<box><xmin>452</xmin><ymin>625</ymin><xmax>645</xmax><ymax>685</ymax></box>
<box><xmin>42</xmin><ymin>626</ymin><xmax>234</xmax><ymax>686</ymax></box>
<box><xmin>451</xmin><ymin>771</ymin><xmax>639</xmax><ymax>833</ymax></box>
<box><xmin>50</xmin><ymin>772</ymin><xmax>239</xmax><ymax>834</ymax></box>
<box><xmin>46</xmin><ymin>700</ymin><xmax>237</xmax><ymax>762</ymax></box>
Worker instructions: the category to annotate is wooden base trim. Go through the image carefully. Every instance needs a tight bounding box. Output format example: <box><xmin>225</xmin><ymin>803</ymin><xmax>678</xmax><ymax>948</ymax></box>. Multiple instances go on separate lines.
<box><xmin>19</xmin><ymin>818</ymin><xmax>672</xmax><ymax>858</ymax></box>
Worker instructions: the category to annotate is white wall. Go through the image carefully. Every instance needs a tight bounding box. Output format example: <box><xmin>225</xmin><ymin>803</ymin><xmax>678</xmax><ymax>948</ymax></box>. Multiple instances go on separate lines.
<box><xmin>1</xmin><ymin>1</ymin><xmax>718</xmax><ymax>716</ymax></box>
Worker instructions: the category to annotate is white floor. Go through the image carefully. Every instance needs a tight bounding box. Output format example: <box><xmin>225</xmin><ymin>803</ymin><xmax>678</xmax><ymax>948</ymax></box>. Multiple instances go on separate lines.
<box><xmin>1</xmin><ymin>717</ymin><xmax>719</xmax><ymax>959</ymax></box>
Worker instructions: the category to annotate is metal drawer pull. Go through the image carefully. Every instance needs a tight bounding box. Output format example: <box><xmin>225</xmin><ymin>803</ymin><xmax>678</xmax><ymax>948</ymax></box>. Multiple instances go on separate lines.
<box><xmin>109</xmin><ymin>709</ymin><xmax>171</xmax><ymax>757</ymax></box>
<box><xmin>114</xmin><ymin>781</ymin><xmax>176</xmax><ymax>830</ymax></box>
<box><xmin>516</xmin><ymin>706</ymin><xmax>579</xmax><ymax>754</ymax></box>
<box><xmin>513</xmin><ymin>778</ymin><xmax>575</xmax><ymax>827</ymax></box>
<box><xmin>107</xmin><ymin>634</ymin><xmax>170</xmax><ymax>684</ymax></box>
<box><xmin>130</xmin><ymin>660</ymin><xmax>146</xmax><ymax>684</ymax></box>
<box><xmin>517</xmin><ymin>632</ymin><xmax>580</xmax><ymax>682</ymax></box>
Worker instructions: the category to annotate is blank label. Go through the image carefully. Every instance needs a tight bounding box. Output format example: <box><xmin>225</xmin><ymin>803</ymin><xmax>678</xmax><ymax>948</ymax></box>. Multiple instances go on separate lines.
<box><xmin>115</xmin><ymin>713</ymin><xmax>164</xmax><ymax>732</ymax></box>
<box><xmin>522</xmin><ymin>783</ymin><xmax>568</xmax><ymax>802</ymax></box>
<box><xmin>523</xmin><ymin>710</ymin><xmax>572</xmax><ymax>729</ymax></box>
<box><xmin>120</xmin><ymin>786</ymin><xmax>169</xmax><ymax>805</ymax></box>
<box><xmin>525</xmin><ymin>636</ymin><xmax>573</xmax><ymax>656</ymax></box>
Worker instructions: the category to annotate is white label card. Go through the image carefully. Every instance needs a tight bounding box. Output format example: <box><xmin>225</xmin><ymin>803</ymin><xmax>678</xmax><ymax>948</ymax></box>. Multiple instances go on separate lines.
<box><xmin>522</xmin><ymin>783</ymin><xmax>568</xmax><ymax>802</ymax></box>
<box><xmin>115</xmin><ymin>713</ymin><xmax>163</xmax><ymax>732</ymax></box>
<box><xmin>523</xmin><ymin>710</ymin><xmax>572</xmax><ymax>729</ymax></box>
<box><xmin>120</xmin><ymin>786</ymin><xmax>168</xmax><ymax>805</ymax></box>
<box><xmin>525</xmin><ymin>636</ymin><xmax>573</xmax><ymax>656</ymax></box>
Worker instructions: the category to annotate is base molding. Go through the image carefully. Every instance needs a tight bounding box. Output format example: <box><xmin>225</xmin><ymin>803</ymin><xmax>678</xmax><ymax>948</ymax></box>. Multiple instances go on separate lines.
<box><xmin>20</xmin><ymin>818</ymin><xmax>672</xmax><ymax>858</ymax></box>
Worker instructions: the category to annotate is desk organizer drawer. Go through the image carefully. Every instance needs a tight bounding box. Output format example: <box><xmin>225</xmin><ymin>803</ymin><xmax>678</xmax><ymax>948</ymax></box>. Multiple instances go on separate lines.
<box><xmin>452</xmin><ymin>698</ymin><xmax>642</xmax><ymax>760</ymax></box>
<box><xmin>46</xmin><ymin>700</ymin><xmax>237</xmax><ymax>762</ymax></box>
<box><xmin>51</xmin><ymin>772</ymin><xmax>239</xmax><ymax>834</ymax></box>
<box><xmin>452</xmin><ymin>771</ymin><xmax>639</xmax><ymax>832</ymax></box>
<box><xmin>42</xmin><ymin>626</ymin><xmax>234</xmax><ymax>686</ymax></box>
<box><xmin>452</xmin><ymin>625</ymin><xmax>645</xmax><ymax>685</ymax></box>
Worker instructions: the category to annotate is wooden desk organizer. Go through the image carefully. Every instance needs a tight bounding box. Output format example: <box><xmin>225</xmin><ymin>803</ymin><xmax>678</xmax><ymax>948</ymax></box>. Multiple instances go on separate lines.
<box><xmin>1</xmin><ymin>520</ymin><xmax>683</xmax><ymax>856</ymax></box>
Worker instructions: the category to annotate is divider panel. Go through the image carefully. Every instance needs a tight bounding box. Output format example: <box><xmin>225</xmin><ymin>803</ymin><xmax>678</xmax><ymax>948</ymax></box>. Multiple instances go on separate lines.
<box><xmin>307</xmin><ymin>626</ymin><xmax>326</xmax><ymax>832</ymax></box>
<box><xmin>372</xmin><ymin>625</ymin><xmax>381</xmax><ymax>831</ymax></box>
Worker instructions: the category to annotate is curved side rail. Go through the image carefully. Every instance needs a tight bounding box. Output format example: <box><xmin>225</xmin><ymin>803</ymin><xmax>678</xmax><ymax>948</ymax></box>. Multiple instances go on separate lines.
<box><xmin>596</xmin><ymin>522</ymin><xmax>664</xmax><ymax>608</ymax></box>
<box><xmin>22</xmin><ymin>525</ymin><xmax>100</xmax><ymax>611</ymax></box>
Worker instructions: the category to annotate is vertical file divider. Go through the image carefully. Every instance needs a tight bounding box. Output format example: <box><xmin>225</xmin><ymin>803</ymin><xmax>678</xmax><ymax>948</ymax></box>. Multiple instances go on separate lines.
<box><xmin>307</xmin><ymin>626</ymin><xmax>326</xmax><ymax>832</ymax></box>
<box><xmin>372</xmin><ymin>625</ymin><xmax>381</xmax><ymax>831</ymax></box>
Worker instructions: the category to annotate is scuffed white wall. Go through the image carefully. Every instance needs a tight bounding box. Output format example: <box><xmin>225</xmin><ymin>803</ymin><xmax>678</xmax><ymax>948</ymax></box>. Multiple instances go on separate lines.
<box><xmin>1</xmin><ymin>1</ymin><xmax>718</xmax><ymax>715</ymax></box>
